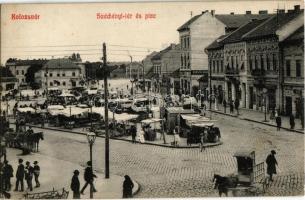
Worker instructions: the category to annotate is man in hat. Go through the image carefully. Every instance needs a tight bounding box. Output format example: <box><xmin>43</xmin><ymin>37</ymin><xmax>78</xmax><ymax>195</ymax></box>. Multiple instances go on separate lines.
<box><xmin>33</xmin><ymin>161</ymin><xmax>40</xmax><ymax>187</ymax></box>
<box><xmin>14</xmin><ymin>158</ymin><xmax>24</xmax><ymax>192</ymax></box>
<box><xmin>80</xmin><ymin>161</ymin><xmax>97</xmax><ymax>195</ymax></box>
<box><xmin>2</xmin><ymin>160</ymin><xmax>14</xmax><ymax>191</ymax></box>
<box><xmin>25</xmin><ymin>161</ymin><xmax>34</xmax><ymax>191</ymax></box>
<box><xmin>266</xmin><ymin>150</ymin><xmax>278</xmax><ymax>181</ymax></box>
<box><xmin>71</xmin><ymin>170</ymin><xmax>80</xmax><ymax>199</ymax></box>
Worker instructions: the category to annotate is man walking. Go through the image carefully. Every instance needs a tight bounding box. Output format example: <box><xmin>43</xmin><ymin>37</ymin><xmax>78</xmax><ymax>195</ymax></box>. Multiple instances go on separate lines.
<box><xmin>229</xmin><ymin>100</ymin><xmax>234</xmax><ymax>114</ymax></box>
<box><xmin>234</xmin><ymin>99</ymin><xmax>240</xmax><ymax>115</ymax></box>
<box><xmin>266</xmin><ymin>150</ymin><xmax>278</xmax><ymax>181</ymax></box>
<box><xmin>71</xmin><ymin>170</ymin><xmax>80</xmax><ymax>199</ymax></box>
<box><xmin>131</xmin><ymin>125</ymin><xmax>137</xmax><ymax>144</ymax></box>
<box><xmin>276</xmin><ymin>115</ymin><xmax>282</xmax><ymax>131</ymax></box>
<box><xmin>33</xmin><ymin>161</ymin><xmax>40</xmax><ymax>187</ymax></box>
<box><xmin>289</xmin><ymin>114</ymin><xmax>295</xmax><ymax>129</ymax></box>
<box><xmin>223</xmin><ymin>99</ymin><xmax>227</xmax><ymax>114</ymax></box>
<box><xmin>80</xmin><ymin>161</ymin><xmax>97</xmax><ymax>195</ymax></box>
<box><xmin>14</xmin><ymin>159</ymin><xmax>24</xmax><ymax>192</ymax></box>
<box><xmin>2</xmin><ymin>160</ymin><xmax>13</xmax><ymax>191</ymax></box>
<box><xmin>25</xmin><ymin>161</ymin><xmax>34</xmax><ymax>191</ymax></box>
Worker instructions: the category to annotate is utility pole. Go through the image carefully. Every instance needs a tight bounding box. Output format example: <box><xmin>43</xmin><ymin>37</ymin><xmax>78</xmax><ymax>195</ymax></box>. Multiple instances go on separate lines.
<box><xmin>103</xmin><ymin>43</ymin><xmax>110</xmax><ymax>179</ymax></box>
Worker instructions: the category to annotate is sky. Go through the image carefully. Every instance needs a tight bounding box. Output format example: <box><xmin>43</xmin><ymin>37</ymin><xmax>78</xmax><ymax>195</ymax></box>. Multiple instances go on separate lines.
<box><xmin>1</xmin><ymin>0</ymin><xmax>303</xmax><ymax>64</ymax></box>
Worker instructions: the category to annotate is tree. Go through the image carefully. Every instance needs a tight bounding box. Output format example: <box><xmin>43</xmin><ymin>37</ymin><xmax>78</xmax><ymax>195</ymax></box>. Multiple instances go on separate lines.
<box><xmin>25</xmin><ymin>64</ymin><xmax>43</xmax><ymax>89</ymax></box>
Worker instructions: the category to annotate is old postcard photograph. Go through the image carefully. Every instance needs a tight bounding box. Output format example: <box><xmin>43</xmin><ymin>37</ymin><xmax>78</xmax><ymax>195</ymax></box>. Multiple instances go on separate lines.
<box><xmin>0</xmin><ymin>0</ymin><xmax>304</xmax><ymax>199</ymax></box>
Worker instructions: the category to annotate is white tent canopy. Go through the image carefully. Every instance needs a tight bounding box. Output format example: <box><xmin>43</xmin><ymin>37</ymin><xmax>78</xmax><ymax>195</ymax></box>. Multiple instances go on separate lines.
<box><xmin>17</xmin><ymin>107</ymin><xmax>36</xmax><ymax>113</ymax></box>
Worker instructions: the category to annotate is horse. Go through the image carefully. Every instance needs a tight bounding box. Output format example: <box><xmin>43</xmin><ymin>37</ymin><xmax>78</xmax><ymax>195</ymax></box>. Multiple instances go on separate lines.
<box><xmin>28</xmin><ymin>132</ymin><xmax>44</xmax><ymax>152</ymax></box>
<box><xmin>212</xmin><ymin>174</ymin><xmax>237</xmax><ymax>197</ymax></box>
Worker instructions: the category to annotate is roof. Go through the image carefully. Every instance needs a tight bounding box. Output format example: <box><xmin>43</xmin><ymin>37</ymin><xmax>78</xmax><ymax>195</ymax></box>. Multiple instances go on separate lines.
<box><xmin>0</xmin><ymin>67</ymin><xmax>14</xmax><ymax>77</ymax></box>
<box><xmin>151</xmin><ymin>44</ymin><xmax>177</xmax><ymax>61</ymax></box>
<box><xmin>205</xmin><ymin>34</ymin><xmax>228</xmax><ymax>51</ymax></box>
<box><xmin>220</xmin><ymin>18</ymin><xmax>269</xmax><ymax>44</ymax></box>
<box><xmin>177</xmin><ymin>14</ymin><xmax>202</xmax><ymax>31</ymax></box>
<box><xmin>215</xmin><ymin>14</ymin><xmax>272</xmax><ymax>29</ymax></box>
<box><xmin>169</xmin><ymin>69</ymin><xmax>180</xmax><ymax>78</ymax></box>
<box><xmin>283</xmin><ymin>25</ymin><xmax>304</xmax><ymax>42</ymax></box>
<box><xmin>42</xmin><ymin>59</ymin><xmax>80</xmax><ymax>70</ymax></box>
<box><xmin>243</xmin><ymin>11</ymin><xmax>303</xmax><ymax>40</ymax></box>
<box><xmin>6</xmin><ymin>58</ymin><xmax>49</xmax><ymax>66</ymax></box>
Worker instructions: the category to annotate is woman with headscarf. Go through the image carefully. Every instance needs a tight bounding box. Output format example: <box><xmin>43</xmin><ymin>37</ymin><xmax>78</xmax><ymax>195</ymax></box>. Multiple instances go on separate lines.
<box><xmin>122</xmin><ymin>175</ymin><xmax>134</xmax><ymax>198</ymax></box>
<box><xmin>266</xmin><ymin>150</ymin><xmax>278</xmax><ymax>181</ymax></box>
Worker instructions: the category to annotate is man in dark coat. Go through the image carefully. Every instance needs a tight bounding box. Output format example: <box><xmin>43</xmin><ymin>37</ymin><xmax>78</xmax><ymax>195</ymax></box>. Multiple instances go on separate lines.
<box><xmin>229</xmin><ymin>100</ymin><xmax>234</xmax><ymax>114</ymax></box>
<box><xmin>131</xmin><ymin>125</ymin><xmax>137</xmax><ymax>144</ymax></box>
<box><xmin>122</xmin><ymin>175</ymin><xmax>134</xmax><ymax>198</ymax></box>
<box><xmin>223</xmin><ymin>99</ymin><xmax>227</xmax><ymax>114</ymax></box>
<box><xmin>234</xmin><ymin>99</ymin><xmax>240</xmax><ymax>115</ymax></box>
<box><xmin>276</xmin><ymin>116</ymin><xmax>282</xmax><ymax>131</ymax></box>
<box><xmin>25</xmin><ymin>161</ymin><xmax>34</xmax><ymax>191</ymax></box>
<box><xmin>266</xmin><ymin>150</ymin><xmax>278</xmax><ymax>181</ymax></box>
<box><xmin>33</xmin><ymin>161</ymin><xmax>40</xmax><ymax>187</ymax></box>
<box><xmin>80</xmin><ymin>161</ymin><xmax>97</xmax><ymax>195</ymax></box>
<box><xmin>14</xmin><ymin>159</ymin><xmax>24</xmax><ymax>192</ymax></box>
<box><xmin>289</xmin><ymin>114</ymin><xmax>295</xmax><ymax>129</ymax></box>
<box><xmin>71</xmin><ymin>170</ymin><xmax>80</xmax><ymax>199</ymax></box>
<box><xmin>2</xmin><ymin>160</ymin><xmax>13</xmax><ymax>191</ymax></box>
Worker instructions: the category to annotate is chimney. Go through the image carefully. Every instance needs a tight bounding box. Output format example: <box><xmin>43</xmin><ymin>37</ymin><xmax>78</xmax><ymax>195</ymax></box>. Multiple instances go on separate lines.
<box><xmin>170</xmin><ymin>43</ymin><xmax>175</xmax><ymax>49</ymax></box>
<box><xmin>246</xmin><ymin>11</ymin><xmax>251</xmax><ymax>14</ymax></box>
<box><xmin>211</xmin><ymin>10</ymin><xmax>215</xmax><ymax>16</ymax></box>
<box><xmin>258</xmin><ymin>10</ymin><xmax>268</xmax><ymax>14</ymax></box>
<box><xmin>230</xmin><ymin>12</ymin><xmax>234</xmax><ymax>15</ymax></box>
<box><xmin>294</xmin><ymin>5</ymin><xmax>300</xmax><ymax>11</ymax></box>
<box><xmin>278</xmin><ymin>9</ymin><xmax>285</xmax><ymax>13</ymax></box>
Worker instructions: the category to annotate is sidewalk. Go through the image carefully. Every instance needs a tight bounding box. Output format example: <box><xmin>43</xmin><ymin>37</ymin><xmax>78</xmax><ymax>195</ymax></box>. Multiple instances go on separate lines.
<box><xmin>5</xmin><ymin>148</ymin><xmax>140</xmax><ymax>199</ymax></box>
<box><xmin>207</xmin><ymin>103</ymin><xmax>304</xmax><ymax>134</ymax></box>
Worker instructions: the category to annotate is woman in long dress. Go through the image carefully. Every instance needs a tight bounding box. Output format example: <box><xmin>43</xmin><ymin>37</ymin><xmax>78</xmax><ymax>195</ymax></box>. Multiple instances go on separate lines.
<box><xmin>138</xmin><ymin>129</ymin><xmax>145</xmax><ymax>143</ymax></box>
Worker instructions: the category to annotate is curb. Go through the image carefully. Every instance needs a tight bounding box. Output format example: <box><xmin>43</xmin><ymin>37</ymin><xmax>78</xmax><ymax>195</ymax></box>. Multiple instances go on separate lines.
<box><xmin>210</xmin><ymin>110</ymin><xmax>304</xmax><ymax>134</ymax></box>
<box><xmin>15</xmin><ymin>123</ymin><xmax>223</xmax><ymax>149</ymax></box>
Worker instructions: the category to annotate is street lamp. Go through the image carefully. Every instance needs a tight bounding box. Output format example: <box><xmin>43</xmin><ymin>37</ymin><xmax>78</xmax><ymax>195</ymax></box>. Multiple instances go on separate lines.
<box><xmin>86</xmin><ymin>132</ymin><xmax>96</xmax><ymax>199</ymax></box>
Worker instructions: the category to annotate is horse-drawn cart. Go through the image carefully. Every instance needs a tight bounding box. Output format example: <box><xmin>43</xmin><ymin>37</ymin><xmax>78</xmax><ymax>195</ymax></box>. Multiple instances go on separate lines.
<box><xmin>214</xmin><ymin>150</ymin><xmax>268</xmax><ymax>197</ymax></box>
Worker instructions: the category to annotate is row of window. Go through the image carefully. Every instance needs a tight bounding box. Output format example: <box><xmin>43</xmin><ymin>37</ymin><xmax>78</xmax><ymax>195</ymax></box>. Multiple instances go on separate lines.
<box><xmin>45</xmin><ymin>81</ymin><xmax>67</xmax><ymax>87</ymax></box>
<box><xmin>249</xmin><ymin>54</ymin><xmax>278</xmax><ymax>71</ymax></box>
<box><xmin>154</xmin><ymin>66</ymin><xmax>161</xmax><ymax>74</ymax></box>
<box><xmin>180</xmin><ymin>36</ymin><xmax>190</xmax><ymax>49</ymax></box>
<box><xmin>181</xmin><ymin>53</ymin><xmax>190</xmax><ymax>68</ymax></box>
<box><xmin>44</xmin><ymin>72</ymin><xmax>76</xmax><ymax>77</ymax></box>
<box><xmin>286</xmin><ymin>60</ymin><xmax>302</xmax><ymax>77</ymax></box>
<box><xmin>211</xmin><ymin>60</ymin><xmax>224</xmax><ymax>73</ymax></box>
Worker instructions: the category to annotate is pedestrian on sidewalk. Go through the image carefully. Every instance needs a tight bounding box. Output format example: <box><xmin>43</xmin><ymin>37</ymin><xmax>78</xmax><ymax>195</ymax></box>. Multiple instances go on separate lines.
<box><xmin>122</xmin><ymin>175</ymin><xmax>134</xmax><ymax>198</ymax></box>
<box><xmin>25</xmin><ymin>161</ymin><xmax>34</xmax><ymax>191</ymax></box>
<box><xmin>33</xmin><ymin>161</ymin><xmax>40</xmax><ymax>188</ymax></box>
<box><xmin>270</xmin><ymin>109</ymin><xmax>275</xmax><ymax>122</ymax></box>
<box><xmin>2</xmin><ymin>160</ymin><xmax>13</xmax><ymax>191</ymax></box>
<box><xmin>131</xmin><ymin>125</ymin><xmax>137</xmax><ymax>144</ymax></box>
<box><xmin>234</xmin><ymin>99</ymin><xmax>240</xmax><ymax>115</ymax></box>
<box><xmin>266</xmin><ymin>150</ymin><xmax>278</xmax><ymax>182</ymax></box>
<box><xmin>80</xmin><ymin>161</ymin><xmax>97</xmax><ymax>195</ymax></box>
<box><xmin>276</xmin><ymin>115</ymin><xmax>282</xmax><ymax>131</ymax></box>
<box><xmin>223</xmin><ymin>99</ymin><xmax>227</xmax><ymax>114</ymax></box>
<box><xmin>289</xmin><ymin>114</ymin><xmax>295</xmax><ymax>129</ymax></box>
<box><xmin>71</xmin><ymin>170</ymin><xmax>80</xmax><ymax>199</ymax></box>
<box><xmin>14</xmin><ymin>159</ymin><xmax>24</xmax><ymax>192</ymax></box>
<box><xmin>229</xmin><ymin>100</ymin><xmax>234</xmax><ymax>114</ymax></box>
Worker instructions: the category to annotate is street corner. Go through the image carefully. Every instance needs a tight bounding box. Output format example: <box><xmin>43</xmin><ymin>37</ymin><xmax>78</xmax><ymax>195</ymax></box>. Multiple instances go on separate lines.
<box><xmin>77</xmin><ymin>173</ymin><xmax>140</xmax><ymax>199</ymax></box>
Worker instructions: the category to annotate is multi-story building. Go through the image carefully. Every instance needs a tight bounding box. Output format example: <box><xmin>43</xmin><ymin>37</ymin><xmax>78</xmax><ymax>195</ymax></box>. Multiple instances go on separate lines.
<box><xmin>206</xmin><ymin>6</ymin><xmax>303</xmax><ymax>114</ymax></box>
<box><xmin>35</xmin><ymin>58</ymin><xmax>83</xmax><ymax>90</ymax></box>
<box><xmin>150</xmin><ymin>44</ymin><xmax>180</xmax><ymax>95</ymax></box>
<box><xmin>5</xmin><ymin>58</ymin><xmax>49</xmax><ymax>87</ymax></box>
<box><xmin>280</xmin><ymin>26</ymin><xmax>304</xmax><ymax>117</ymax></box>
<box><xmin>0</xmin><ymin>67</ymin><xmax>17</xmax><ymax>95</ymax></box>
<box><xmin>177</xmin><ymin>10</ymin><xmax>271</xmax><ymax>96</ymax></box>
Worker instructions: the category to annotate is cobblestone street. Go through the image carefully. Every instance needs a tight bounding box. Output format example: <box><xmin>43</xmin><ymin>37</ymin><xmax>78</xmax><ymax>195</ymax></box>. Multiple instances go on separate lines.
<box><xmin>9</xmin><ymin>111</ymin><xmax>302</xmax><ymax>198</ymax></box>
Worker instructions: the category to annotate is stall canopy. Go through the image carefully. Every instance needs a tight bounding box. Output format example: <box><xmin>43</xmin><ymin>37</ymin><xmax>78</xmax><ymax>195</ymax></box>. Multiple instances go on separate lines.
<box><xmin>91</xmin><ymin>106</ymin><xmax>138</xmax><ymax>122</ymax></box>
<box><xmin>181</xmin><ymin>114</ymin><xmax>217</xmax><ymax>126</ymax></box>
<box><xmin>17</xmin><ymin>107</ymin><xmax>36</xmax><ymax>113</ymax></box>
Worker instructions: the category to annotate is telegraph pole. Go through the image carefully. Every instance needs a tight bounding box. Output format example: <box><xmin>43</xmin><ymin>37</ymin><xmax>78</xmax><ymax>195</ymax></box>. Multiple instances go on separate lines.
<box><xmin>103</xmin><ymin>43</ymin><xmax>110</xmax><ymax>179</ymax></box>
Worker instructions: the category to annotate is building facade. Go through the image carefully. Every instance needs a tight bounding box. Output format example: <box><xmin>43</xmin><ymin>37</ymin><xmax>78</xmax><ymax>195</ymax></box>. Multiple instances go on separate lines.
<box><xmin>35</xmin><ymin>58</ymin><xmax>83</xmax><ymax>90</ymax></box>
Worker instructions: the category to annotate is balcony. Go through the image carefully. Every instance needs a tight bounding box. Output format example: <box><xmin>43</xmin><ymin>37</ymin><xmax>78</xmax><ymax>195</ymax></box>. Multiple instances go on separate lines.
<box><xmin>251</xmin><ymin>68</ymin><xmax>265</xmax><ymax>77</ymax></box>
<box><xmin>225</xmin><ymin>68</ymin><xmax>239</xmax><ymax>76</ymax></box>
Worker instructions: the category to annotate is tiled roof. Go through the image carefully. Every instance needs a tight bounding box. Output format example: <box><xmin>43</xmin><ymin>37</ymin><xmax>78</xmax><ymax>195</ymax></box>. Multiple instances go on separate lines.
<box><xmin>283</xmin><ymin>25</ymin><xmax>304</xmax><ymax>42</ymax></box>
<box><xmin>6</xmin><ymin>58</ymin><xmax>49</xmax><ymax>66</ymax></box>
<box><xmin>215</xmin><ymin>14</ymin><xmax>272</xmax><ymax>29</ymax></box>
<box><xmin>42</xmin><ymin>59</ymin><xmax>80</xmax><ymax>70</ymax></box>
<box><xmin>205</xmin><ymin>34</ymin><xmax>227</xmax><ymax>51</ymax></box>
<box><xmin>220</xmin><ymin>18</ymin><xmax>269</xmax><ymax>44</ymax></box>
<box><xmin>151</xmin><ymin>44</ymin><xmax>177</xmax><ymax>61</ymax></box>
<box><xmin>177</xmin><ymin>14</ymin><xmax>202</xmax><ymax>31</ymax></box>
<box><xmin>243</xmin><ymin>11</ymin><xmax>303</xmax><ymax>39</ymax></box>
